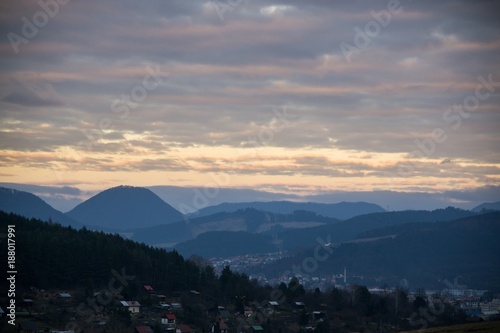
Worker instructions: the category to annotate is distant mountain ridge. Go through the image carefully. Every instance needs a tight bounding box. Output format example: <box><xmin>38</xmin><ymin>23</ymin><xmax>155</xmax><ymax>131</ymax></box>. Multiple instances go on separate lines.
<box><xmin>255</xmin><ymin>211</ymin><xmax>500</xmax><ymax>291</ymax></box>
<box><xmin>2</xmin><ymin>184</ymin><xmax>493</xmax><ymax>256</ymax></box>
<box><xmin>128</xmin><ymin>208</ymin><xmax>341</xmax><ymax>247</ymax></box>
<box><xmin>0</xmin><ymin>187</ymin><xmax>81</xmax><ymax>228</ymax></box>
<box><xmin>173</xmin><ymin>207</ymin><xmax>478</xmax><ymax>258</ymax></box>
<box><xmin>191</xmin><ymin>200</ymin><xmax>385</xmax><ymax>220</ymax></box>
<box><xmin>279</xmin><ymin>206</ymin><xmax>477</xmax><ymax>250</ymax></box>
<box><xmin>66</xmin><ymin>185</ymin><xmax>184</xmax><ymax>230</ymax></box>
<box><xmin>472</xmin><ymin>201</ymin><xmax>500</xmax><ymax>212</ymax></box>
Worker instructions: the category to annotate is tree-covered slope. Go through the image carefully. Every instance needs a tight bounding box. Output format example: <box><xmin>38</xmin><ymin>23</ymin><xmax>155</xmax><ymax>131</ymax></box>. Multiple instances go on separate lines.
<box><xmin>0</xmin><ymin>211</ymin><xmax>199</xmax><ymax>292</ymax></box>
<box><xmin>128</xmin><ymin>208</ymin><xmax>340</xmax><ymax>247</ymax></box>
<box><xmin>279</xmin><ymin>207</ymin><xmax>477</xmax><ymax>250</ymax></box>
<box><xmin>256</xmin><ymin>212</ymin><xmax>500</xmax><ymax>291</ymax></box>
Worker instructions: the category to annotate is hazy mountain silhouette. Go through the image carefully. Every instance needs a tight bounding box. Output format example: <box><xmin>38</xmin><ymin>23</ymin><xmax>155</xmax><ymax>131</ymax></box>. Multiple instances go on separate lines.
<box><xmin>0</xmin><ymin>187</ymin><xmax>81</xmax><ymax>228</ymax></box>
<box><xmin>472</xmin><ymin>201</ymin><xmax>500</xmax><ymax>213</ymax></box>
<box><xmin>172</xmin><ymin>207</ymin><xmax>478</xmax><ymax>258</ymax></box>
<box><xmin>256</xmin><ymin>211</ymin><xmax>500</xmax><ymax>291</ymax></box>
<box><xmin>191</xmin><ymin>201</ymin><xmax>385</xmax><ymax>220</ymax></box>
<box><xmin>66</xmin><ymin>185</ymin><xmax>184</xmax><ymax>230</ymax></box>
<box><xmin>279</xmin><ymin>207</ymin><xmax>477</xmax><ymax>250</ymax></box>
<box><xmin>127</xmin><ymin>208</ymin><xmax>340</xmax><ymax>247</ymax></box>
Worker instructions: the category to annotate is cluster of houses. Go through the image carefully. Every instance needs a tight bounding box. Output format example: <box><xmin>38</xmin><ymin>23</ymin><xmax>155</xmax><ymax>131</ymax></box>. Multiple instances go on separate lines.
<box><xmin>4</xmin><ymin>282</ymin><xmax>499</xmax><ymax>333</ymax></box>
<box><xmin>457</xmin><ymin>298</ymin><xmax>500</xmax><ymax>320</ymax></box>
<box><xmin>111</xmin><ymin>284</ymin><xmax>329</xmax><ymax>332</ymax></box>
<box><xmin>0</xmin><ymin>292</ymin><xmax>76</xmax><ymax>332</ymax></box>
<box><xmin>124</xmin><ymin>285</ymin><xmax>199</xmax><ymax>333</ymax></box>
<box><xmin>0</xmin><ymin>283</ymin><xmax>275</xmax><ymax>333</ymax></box>
<box><xmin>123</xmin><ymin>285</ymin><xmax>254</xmax><ymax>333</ymax></box>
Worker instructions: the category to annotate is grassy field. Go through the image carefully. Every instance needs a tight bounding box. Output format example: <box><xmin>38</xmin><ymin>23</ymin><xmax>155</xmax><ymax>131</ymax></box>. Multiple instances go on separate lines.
<box><xmin>402</xmin><ymin>321</ymin><xmax>500</xmax><ymax>333</ymax></box>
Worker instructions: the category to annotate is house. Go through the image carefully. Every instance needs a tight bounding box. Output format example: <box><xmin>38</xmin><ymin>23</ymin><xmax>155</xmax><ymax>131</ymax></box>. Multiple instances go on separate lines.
<box><xmin>171</xmin><ymin>302</ymin><xmax>183</xmax><ymax>312</ymax></box>
<box><xmin>0</xmin><ymin>306</ymin><xmax>4</xmax><ymax>318</ymax></box>
<box><xmin>135</xmin><ymin>325</ymin><xmax>154</xmax><ymax>333</ymax></box>
<box><xmin>22</xmin><ymin>298</ymin><xmax>35</xmax><ymax>307</ymax></box>
<box><xmin>312</xmin><ymin>311</ymin><xmax>326</xmax><ymax>321</ymax></box>
<box><xmin>58</xmin><ymin>292</ymin><xmax>72</xmax><ymax>299</ymax></box>
<box><xmin>144</xmin><ymin>285</ymin><xmax>155</xmax><ymax>294</ymax></box>
<box><xmin>294</xmin><ymin>301</ymin><xmax>306</xmax><ymax>310</ymax></box>
<box><xmin>161</xmin><ymin>313</ymin><xmax>177</xmax><ymax>330</ymax></box>
<box><xmin>481</xmin><ymin>299</ymin><xmax>500</xmax><ymax>312</ymax></box>
<box><xmin>159</xmin><ymin>303</ymin><xmax>172</xmax><ymax>311</ymax></box>
<box><xmin>268</xmin><ymin>301</ymin><xmax>279</xmax><ymax>308</ymax></box>
<box><xmin>460</xmin><ymin>300</ymin><xmax>480</xmax><ymax>309</ymax></box>
<box><xmin>120</xmin><ymin>300</ymin><xmax>141</xmax><ymax>314</ymax></box>
<box><xmin>251</xmin><ymin>326</ymin><xmax>264</xmax><ymax>332</ymax></box>
<box><xmin>18</xmin><ymin>320</ymin><xmax>38</xmax><ymax>332</ymax></box>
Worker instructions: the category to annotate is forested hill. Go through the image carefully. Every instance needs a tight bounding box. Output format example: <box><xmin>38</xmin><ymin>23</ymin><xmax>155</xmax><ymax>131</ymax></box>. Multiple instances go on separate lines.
<box><xmin>0</xmin><ymin>211</ymin><xmax>204</xmax><ymax>293</ymax></box>
<box><xmin>255</xmin><ymin>211</ymin><xmax>500</xmax><ymax>291</ymax></box>
<box><xmin>0</xmin><ymin>187</ymin><xmax>81</xmax><ymax>228</ymax></box>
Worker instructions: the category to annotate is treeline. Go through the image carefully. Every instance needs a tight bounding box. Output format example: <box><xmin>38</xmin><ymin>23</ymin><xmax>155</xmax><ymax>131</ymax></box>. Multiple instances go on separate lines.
<box><xmin>0</xmin><ymin>212</ymin><xmax>201</xmax><ymax>292</ymax></box>
<box><xmin>0</xmin><ymin>212</ymin><xmax>265</xmax><ymax>306</ymax></box>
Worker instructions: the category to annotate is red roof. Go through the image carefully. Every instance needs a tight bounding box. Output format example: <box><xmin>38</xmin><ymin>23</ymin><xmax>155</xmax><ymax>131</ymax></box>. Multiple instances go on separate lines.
<box><xmin>165</xmin><ymin>313</ymin><xmax>176</xmax><ymax>320</ymax></box>
<box><xmin>143</xmin><ymin>285</ymin><xmax>154</xmax><ymax>291</ymax></box>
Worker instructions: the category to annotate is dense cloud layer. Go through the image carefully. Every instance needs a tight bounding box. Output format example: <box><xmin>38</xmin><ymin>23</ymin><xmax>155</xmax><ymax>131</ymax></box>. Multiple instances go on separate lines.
<box><xmin>0</xmin><ymin>0</ymin><xmax>499</xmax><ymax>195</ymax></box>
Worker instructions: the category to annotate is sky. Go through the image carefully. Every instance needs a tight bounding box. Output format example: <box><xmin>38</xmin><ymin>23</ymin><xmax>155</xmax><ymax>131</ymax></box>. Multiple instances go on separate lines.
<box><xmin>0</xmin><ymin>0</ymin><xmax>499</xmax><ymax>210</ymax></box>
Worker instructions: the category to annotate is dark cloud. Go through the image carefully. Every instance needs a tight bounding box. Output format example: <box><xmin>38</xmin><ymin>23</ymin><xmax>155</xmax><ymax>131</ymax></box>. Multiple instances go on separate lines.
<box><xmin>0</xmin><ymin>0</ymin><xmax>498</xmax><ymax>195</ymax></box>
<box><xmin>2</xmin><ymin>76</ymin><xmax>64</xmax><ymax>107</ymax></box>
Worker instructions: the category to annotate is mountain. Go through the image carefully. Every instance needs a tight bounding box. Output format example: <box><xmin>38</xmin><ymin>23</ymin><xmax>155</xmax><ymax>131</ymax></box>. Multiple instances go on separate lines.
<box><xmin>255</xmin><ymin>211</ymin><xmax>500</xmax><ymax>291</ymax></box>
<box><xmin>0</xmin><ymin>187</ymin><xmax>81</xmax><ymax>228</ymax></box>
<box><xmin>472</xmin><ymin>201</ymin><xmax>500</xmax><ymax>213</ymax></box>
<box><xmin>0</xmin><ymin>182</ymin><xmax>84</xmax><ymax>212</ymax></box>
<box><xmin>66</xmin><ymin>185</ymin><xmax>184</xmax><ymax>230</ymax></box>
<box><xmin>191</xmin><ymin>201</ymin><xmax>385</xmax><ymax>220</ymax></box>
<box><xmin>128</xmin><ymin>208</ymin><xmax>340</xmax><ymax>247</ymax></box>
<box><xmin>279</xmin><ymin>207</ymin><xmax>477</xmax><ymax>250</ymax></box>
<box><xmin>131</xmin><ymin>207</ymin><xmax>476</xmax><ymax>255</ymax></box>
<box><xmin>163</xmin><ymin>207</ymin><xmax>476</xmax><ymax>259</ymax></box>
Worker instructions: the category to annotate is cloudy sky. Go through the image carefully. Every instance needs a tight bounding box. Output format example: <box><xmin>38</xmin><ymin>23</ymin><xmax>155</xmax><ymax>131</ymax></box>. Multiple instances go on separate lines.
<box><xmin>1</xmin><ymin>0</ymin><xmax>499</xmax><ymax>207</ymax></box>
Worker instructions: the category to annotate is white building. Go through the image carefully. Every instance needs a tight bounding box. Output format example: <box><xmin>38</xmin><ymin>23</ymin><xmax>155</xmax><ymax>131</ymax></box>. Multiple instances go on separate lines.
<box><xmin>121</xmin><ymin>300</ymin><xmax>141</xmax><ymax>314</ymax></box>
